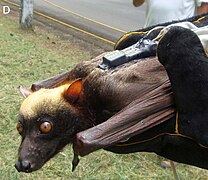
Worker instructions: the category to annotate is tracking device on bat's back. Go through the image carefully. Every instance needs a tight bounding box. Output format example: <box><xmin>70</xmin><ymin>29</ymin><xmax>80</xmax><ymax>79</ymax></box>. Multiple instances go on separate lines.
<box><xmin>98</xmin><ymin>39</ymin><xmax>157</xmax><ymax>70</ymax></box>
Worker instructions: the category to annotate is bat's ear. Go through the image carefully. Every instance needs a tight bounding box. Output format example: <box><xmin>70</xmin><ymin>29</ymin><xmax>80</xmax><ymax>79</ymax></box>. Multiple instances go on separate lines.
<box><xmin>19</xmin><ymin>86</ymin><xmax>33</xmax><ymax>98</ymax></box>
<box><xmin>64</xmin><ymin>79</ymin><xmax>83</xmax><ymax>104</ymax></box>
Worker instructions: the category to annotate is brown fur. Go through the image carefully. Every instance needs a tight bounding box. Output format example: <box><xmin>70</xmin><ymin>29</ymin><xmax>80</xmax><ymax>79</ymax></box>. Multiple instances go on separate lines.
<box><xmin>23</xmin><ymin>54</ymin><xmax>168</xmax><ymax>124</ymax></box>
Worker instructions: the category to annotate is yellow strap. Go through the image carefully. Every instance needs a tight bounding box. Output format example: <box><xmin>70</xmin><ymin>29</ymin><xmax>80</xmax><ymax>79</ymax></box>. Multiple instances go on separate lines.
<box><xmin>194</xmin><ymin>16</ymin><xmax>206</xmax><ymax>23</ymax></box>
<box><xmin>175</xmin><ymin>112</ymin><xmax>179</xmax><ymax>134</ymax></box>
<box><xmin>114</xmin><ymin>31</ymin><xmax>147</xmax><ymax>49</ymax></box>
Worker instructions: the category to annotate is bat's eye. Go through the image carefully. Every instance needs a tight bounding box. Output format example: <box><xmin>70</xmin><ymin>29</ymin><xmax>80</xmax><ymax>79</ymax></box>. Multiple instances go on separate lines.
<box><xmin>39</xmin><ymin>122</ymin><xmax>52</xmax><ymax>133</ymax></box>
<box><xmin>16</xmin><ymin>122</ymin><xmax>24</xmax><ymax>135</ymax></box>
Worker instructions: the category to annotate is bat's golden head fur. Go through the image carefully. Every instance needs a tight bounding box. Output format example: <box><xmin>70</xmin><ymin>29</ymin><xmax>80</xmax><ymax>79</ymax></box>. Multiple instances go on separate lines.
<box><xmin>20</xmin><ymin>84</ymin><xmax>74</xmax><ymax>120</ymax></box>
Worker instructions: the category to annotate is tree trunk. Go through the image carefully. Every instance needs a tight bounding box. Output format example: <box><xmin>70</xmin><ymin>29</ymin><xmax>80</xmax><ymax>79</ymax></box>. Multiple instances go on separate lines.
<box><xmin>19</xmin><ymin>0</ymin><xmax>34</xmax><ymax>30</ymax></box>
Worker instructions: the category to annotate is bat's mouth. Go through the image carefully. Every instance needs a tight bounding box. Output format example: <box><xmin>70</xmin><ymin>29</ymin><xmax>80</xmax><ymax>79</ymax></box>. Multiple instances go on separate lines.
<box><xmin>15</xmin><ymin>160</ymin><xmax>39</xmax><ymax>173</ymax></box>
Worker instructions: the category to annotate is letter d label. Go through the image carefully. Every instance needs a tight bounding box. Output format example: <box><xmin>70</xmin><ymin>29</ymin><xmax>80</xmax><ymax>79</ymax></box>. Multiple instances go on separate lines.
<box><xmin>3</xmin><ymin>6</ymin><xmax>10</xmax><ymax>14</ymax></box>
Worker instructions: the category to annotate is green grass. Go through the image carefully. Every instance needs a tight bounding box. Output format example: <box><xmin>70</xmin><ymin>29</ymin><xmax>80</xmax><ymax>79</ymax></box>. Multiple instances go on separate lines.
<box><xmin>0</xmin><ymin>12</ymin><xmax>207</xmax><ymax>180</ymax></box>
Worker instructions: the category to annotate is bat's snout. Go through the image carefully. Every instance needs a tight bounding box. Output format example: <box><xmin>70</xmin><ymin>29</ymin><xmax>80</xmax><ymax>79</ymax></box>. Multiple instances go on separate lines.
<box><xmin>15</xmin><ymin>160</ymin><xmax>33</xmax><ymax>173</ymax></box>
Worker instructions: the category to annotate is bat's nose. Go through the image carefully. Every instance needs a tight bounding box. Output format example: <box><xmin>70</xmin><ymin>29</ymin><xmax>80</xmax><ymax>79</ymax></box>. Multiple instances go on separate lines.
<box><xmin>15</xmin><ymin>160</ymin><xmax>32</xmax><ymax>173</ymax></box>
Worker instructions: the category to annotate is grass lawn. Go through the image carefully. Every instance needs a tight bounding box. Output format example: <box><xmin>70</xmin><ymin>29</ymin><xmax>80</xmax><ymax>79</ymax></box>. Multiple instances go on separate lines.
<box><xmin>0</xmin><ymin>10</ymin><xmax>207</xmax><ymax>180</ymax></box>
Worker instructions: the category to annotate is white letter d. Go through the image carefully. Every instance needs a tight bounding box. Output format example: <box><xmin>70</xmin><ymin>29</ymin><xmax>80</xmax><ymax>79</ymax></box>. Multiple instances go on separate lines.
<box><xmin>3</xmin><ymin>6</ymin><xmax>10</xmax><ymax>14</ymax></box>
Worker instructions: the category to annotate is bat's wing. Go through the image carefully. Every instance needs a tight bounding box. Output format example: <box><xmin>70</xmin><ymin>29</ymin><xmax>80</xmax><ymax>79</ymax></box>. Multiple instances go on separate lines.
<box><xmin>73</xmin><ymin>80</ymin><xmax>175</xmax><ymax>156</ymax></box>
<box><xmin>71</xmin><ymin>80</ymin><xmax>175</xmax><ymax>171</ymax></box>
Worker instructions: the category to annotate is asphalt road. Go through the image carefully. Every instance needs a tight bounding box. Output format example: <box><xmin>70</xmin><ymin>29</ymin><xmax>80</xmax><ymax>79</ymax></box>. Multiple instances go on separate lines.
<box><xmin>8</xmin><ymin>0</ymin><xmax>146</xmax><ymax>44</ymax></box>
<box><xmin>40</xmin><ymin>0</ymin><xmax>146</xmax><ymax>31</ymax></box>
<box><xmin>33</xmin><ymin>0</ymin><xmax>146</xmax><ymax>43</ymax></box>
